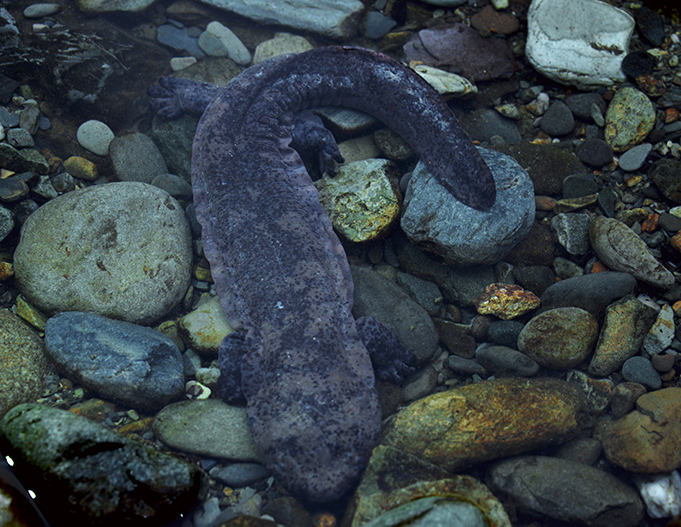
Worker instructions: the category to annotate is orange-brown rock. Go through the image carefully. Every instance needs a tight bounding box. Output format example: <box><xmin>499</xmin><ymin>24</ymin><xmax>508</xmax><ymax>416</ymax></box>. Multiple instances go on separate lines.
<box><xmin>381</xmin><ymin>378</ymin><xmax>586</xmax><ymax>471</ymax></box>
<box><xmin>474</xmin><ymin>283</ymin><xmax>540</xmax><ymax>320</ymax></box>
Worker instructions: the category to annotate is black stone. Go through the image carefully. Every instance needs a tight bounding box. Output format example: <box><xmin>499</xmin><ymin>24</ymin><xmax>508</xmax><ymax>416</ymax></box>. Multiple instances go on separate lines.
<box><xmin>621</xmin><ymin>50</ymin><xmax>656</xmax><ymax>78</ymax></box>
<box><xmin>574</xmin><ymin>139</ymin><xmax>614</xmax><ymax>168</ymax></box>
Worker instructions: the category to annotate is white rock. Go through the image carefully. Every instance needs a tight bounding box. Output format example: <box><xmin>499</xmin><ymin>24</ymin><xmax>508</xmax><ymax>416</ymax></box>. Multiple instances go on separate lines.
<box><xmin>635</xmin><ymin>471</ymin><xmax>681</xmax><ymax>519</ymax></box>
<box><xmin>525</xmin><ymin>0</ymin><xmax>634</xmax><ymax>89</ymax></box>
<box><xmin>491</xmin><ymin>0</ymin><xmax>509</xmax><ymax>8</ymax></box>
<box><xmin>23</xmin><ymin>3</ymin><xmax>61</xmax><ymax>17</ymax></box>
<box><xmin>412</xmin><ymin>64</ymin><xmax>477</xmax><ymax>98</ymax></box>
<box><xmin>643</xmin><ymin>304</ymin><xmax>676</xmax><ymax>355</ymax></box>
<box><xmin>198</xmin><ymin>21</ymin><xmax>251</xmax><ymax>65</ymax></box>
<box><xmin>76</xmin><ymin>119</ymin><xmax>114</xmax><ymax>156</ymax></box>
<box><xmin>75</xmin><ymin>0</ymin><xmax>155</xmax><ymax>13</ymax></box>
<box><xmin>170</xmin><ymin>56</ymin><xmax>197</xmax><ymax>71</ymax></box>
<box><xmin>195</xmin><ymin>0</ymin><xmax>365</xmax><ymax>39</ymax></box>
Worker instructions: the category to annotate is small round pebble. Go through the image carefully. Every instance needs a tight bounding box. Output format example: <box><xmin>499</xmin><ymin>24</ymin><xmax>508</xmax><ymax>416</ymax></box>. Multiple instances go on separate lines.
<box><xmin>23</xmin><ymin>3</ymin><xmax>61</xmax><ymax>17</ymax></box>
<box><xmin>575</xmin><ymin>139</ymin><xmax>613</xmax><ymax>167</ymax></box>
<box><xmin>539</xmin><ymin>101</ymin><xmax>575</xmax><ymax>136</ymax></box>
<box><xmin>562</xmin><ymin>174</ymin><xmax>598</xmax><ymax>199</ymax></box>
<box><xmin>651</xmin><ymin>352</ymin><xmax>675</xmax><ymax>373</ymax></box>
<box><xmin>210</xmin><ymin>463</ymin><xmax>271</xmax><ymax>487</ymax></box>
<box><xmin>621</xmin><ymin>356</ymin><xmax>662</xmax><ymax>390</ymax></box>
<box><xmin>77</xmin><ymin>119</ymin><xmax>114</xmax><ymax>156</ymax></box>
<box><xmin>618</xmin><ymin>143</ymin><xmax>652</xmax><ymax>172</ymax></box>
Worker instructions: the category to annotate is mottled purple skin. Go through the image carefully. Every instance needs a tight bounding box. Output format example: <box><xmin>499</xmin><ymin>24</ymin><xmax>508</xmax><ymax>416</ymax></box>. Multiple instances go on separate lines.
<box><xmin>150</xmin><ymin>46</ymin><xmax>495</xmax><ymax>502</ymax></box>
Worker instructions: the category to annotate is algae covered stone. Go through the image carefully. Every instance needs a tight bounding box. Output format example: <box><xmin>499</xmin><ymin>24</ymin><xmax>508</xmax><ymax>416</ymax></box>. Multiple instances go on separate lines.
<box><xmin>344</xmin><ymin>445</ymin><xmax>511</xmax><ymax>527</ymax></box>
<box><xmin>0</xmin><ymin>403</ymin><xmax>203</xmax><ymax>524</ymax></box>
<box><xmin>315</xmin><ymin>158</ymin><xmax>401</xmax><ymax>242</ymax></box>
<box><xmin>518</xmin><ymin>307</ymin><xmax>598</xmax><ymax>369</ymax></box>
<box><xmin>381</xmin><ymin>378</ymin><xmax>586</xmax><ymax>471</ymax></box>
<box><xmin>604</xmin><ymin>87</ymin><xmax>655</xmax><ymax>152</ymax></box>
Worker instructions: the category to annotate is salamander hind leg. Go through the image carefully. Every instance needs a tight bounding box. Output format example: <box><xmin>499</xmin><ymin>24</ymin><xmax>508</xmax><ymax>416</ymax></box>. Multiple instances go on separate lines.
<box><xmin>217</xmin><ymin>332</ymin><xmax>248</xmax><ymax>403</ymax></box>
<box><xmin>355</xmin><ymin>316</ymin><xmax>416</xmax><ymax>384</ymax></box>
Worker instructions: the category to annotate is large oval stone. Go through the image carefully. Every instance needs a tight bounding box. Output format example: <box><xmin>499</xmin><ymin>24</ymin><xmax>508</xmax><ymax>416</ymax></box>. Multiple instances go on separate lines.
<box><xmin>14</xmin><ymin>182</ymin><xmax>192</xmax><ymax>325</ymax></box>
<box><xmin>597</xmin><ymin>387</ymin><xmax>681</xmax><ymax>473</ymax></box>
<box><xmin>381</xmin><ymin>378</ymin><xmax>586</xmax><ymax>471</ymax></box>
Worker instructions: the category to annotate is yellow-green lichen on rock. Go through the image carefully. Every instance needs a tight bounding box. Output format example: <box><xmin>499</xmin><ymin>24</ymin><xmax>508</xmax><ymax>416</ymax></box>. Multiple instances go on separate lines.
<box><xmin>315</xmin><ymin>158</ymin><xmax>401</xmax><ymax>242</ymax></box>
<box><xmin>343</xmin><ymin>445</ymin><xmax>511</xmax><ymax>527</ymax></box>
<box><xmin>604</xmin><ymin>87</ymin><xmax>655</xmax><ymax>152</ymax></box>
<box><xmin>381</xmin><ymin>378</ymin><xmax>586</xmax><ymax>471</ymax></box>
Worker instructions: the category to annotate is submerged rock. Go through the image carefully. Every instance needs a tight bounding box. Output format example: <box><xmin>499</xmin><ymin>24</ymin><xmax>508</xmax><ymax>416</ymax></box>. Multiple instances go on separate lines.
<box><xmin>0</xmin><ymin>403</ymin><xmax>204</xmax><ymax>525</ymax></box>
<box><xmin>381</xmin><ymin>378</ymin><xmax>586</xmax><ymax>471</ymax></box>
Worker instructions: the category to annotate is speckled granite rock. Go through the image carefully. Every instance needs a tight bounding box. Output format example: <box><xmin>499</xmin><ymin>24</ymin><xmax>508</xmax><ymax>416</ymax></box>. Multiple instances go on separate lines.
<box><xmin>14</xmin><ymin>182</ymin><xmax>192</xmax><ymax>325</ymax></box>
<box><xmin>518</xmin><ymin>308</ymin><xmax>598</xmax><ymax>369</ymax></box>
<box><xmin>0</xmin><ymin>309</ymin><xmax>51</xmax><ymax>418</ymax></box>
<box><xmin>315</xmin><ymin>159</ymin><xmax>401</xmax><ymax>242</ymax></box>
<box><xmin>604</xmin><ymin>87</ymin><xmax>655</xmax><ymax>152</ymax></box>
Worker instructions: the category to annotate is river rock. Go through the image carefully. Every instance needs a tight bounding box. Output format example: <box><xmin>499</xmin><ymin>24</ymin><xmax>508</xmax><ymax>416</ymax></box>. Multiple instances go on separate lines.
<box><xmin>537</xmin><ymin>272</ymin><xmax>637</xmax><ymax>321</ymax></box>
<box><xmin>401</xmin><ymin>147</ymin><xmax>535</xmax><ymax>266</ymax></box>
<box><xmin>588</xmin><ymin>296</ymin><xmax>659</xmax><ymax>377</ymax></box>
<box><xmin>13</xmin><ymin>182</ymin><xmax>192</xmax><ymax>325</ymax></box>
<box><xmin>589</xmin><ymin>216</ymin><xmax>676</xmax><ymax>289</ymax></box>
<box><xmin>403</xmin><ymin>23</ymin><xmax>516</xmax><ymax>82</ymax></box>
<box><xmin>0</xmin><ymin>310</ymin><xmax>51</xmax><ymax>418</ymax></box>
<box><xmin>518</xmin><ymin>308</ymin><xmax>598</xmax><ymax>369</ymax></box>
<box><xmin>642</xmin><ymin>303</ymin><xmax>675</xmax><ymax>355</ymax></box>
<box><xmin>489</xmin><ymin>456</ymin><xmax>643</xmax><ymax>527</ymax></box>
<box><xmin>0</xmin><ymin>403</ymin><xmax>203</xmax><ymax>525</ymax></box>
<box><xmin>179</xmin><ymin>295</ymin><xmax>235</xmax><ymax>355</ymax></box>
<box><xmin>109</xmin><ymin>132</ymin><xmax>168</xmax><ymax>183</ymax></box>
<box><xmin>651</xmin><ymin>159</ymin><xmax>681</xmax><ymax>204</ymax></box>
<box><xmin>525</xmin><ymin>0</ymin><xmax>634</xmax><ymax>89</ymax></box>
<box><xmin>44</xmin><ymin>311</ymin><xmax>185</xmax><ymax>412</ymax></box>
<box><xmin>597</xmin><ymin>388</ymin><xmax>681</xmax><ymax>473</ymax></box>
<box><xmin>195</xmin><ymin>0</ymin><xmax>364</xmax><ymax>39</ymax></box>
<box><xmin>75</xmin><ymin>0</ymin><xmax>155</xmax><ymax>12</ymax></box>
<box><xmin>550</xmin><ymin>213</ymin><xmax>590</xmax><ymax>255</ymax></box>
<box><xmin>344</xmin><ymin>446</ymin><xmax>511</xmax><ymax>527</ymax></box>
<box><xmin>153</xmin><ymin>399</ymin><xmax>259</xmax><ymax>461</ymax></box>
<box><xmin>381</xmin><ymin>378</ymin><xmax>586</xmax><ymax>471</ymax></box>
<box><xmin>350</xmin><ymin>265</ymin><xmax>438</xmax><ymax>364</ymax></box>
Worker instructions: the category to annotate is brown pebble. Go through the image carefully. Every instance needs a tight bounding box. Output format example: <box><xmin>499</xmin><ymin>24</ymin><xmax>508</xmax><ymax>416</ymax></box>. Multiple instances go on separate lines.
<box><xmin>470</xmin><ymin>5</ymin><xmax>520</xmax><ymax>35</ymax></box>
<box><xmin>535</xmin><ymin>195</ymin><xmax>556</xmax><ymax>211</ymax></box>
<box><xmin>609</xmin><ymin>381</ymin><xmax>646</xmax><ymax>418</ymax></box>
<box><xmin>0</xmin><ymin>261</ymin><xmax>13</xmax><ymax>281</ymax></box>
<box><xmin>651</xmin><ymin>352</ymin><xmax>675</xmax><ymax>373</ymax></box>
<box><xmin>661</xmin><ymin>368</ymin><xmax>676</xmax><ymax>382</ymax></box>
